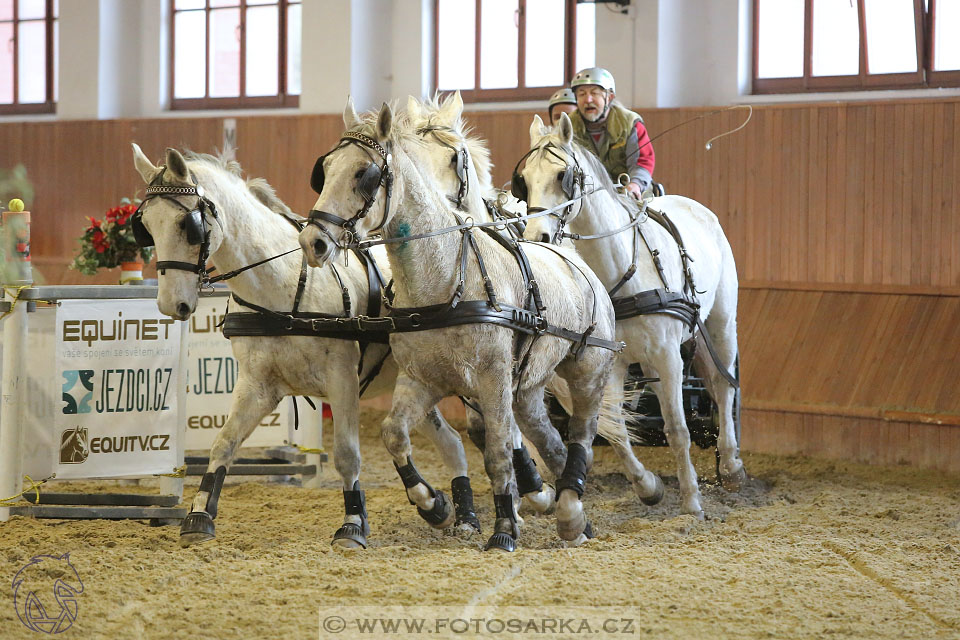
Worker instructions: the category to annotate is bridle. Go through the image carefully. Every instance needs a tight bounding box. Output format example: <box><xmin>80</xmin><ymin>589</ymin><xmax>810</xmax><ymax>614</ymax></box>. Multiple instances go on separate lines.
<box><xmin>511</xmin><ymin>142</ymin><xmax>586</xmax><ymax>245</ymax></box>
<box><xmin>414</xmin><ymin>124</ymin><xmax>470</xmax><ymax>210</ymax></box>
<box><xmin>132</xmin><ymin>168</ymin><xmax>222</xmax><ymax>282</ymax></box>
<box><xmin>307</xmin><ymin>131</ymin><xmax>394</xmax><ymax>250</ymax></box>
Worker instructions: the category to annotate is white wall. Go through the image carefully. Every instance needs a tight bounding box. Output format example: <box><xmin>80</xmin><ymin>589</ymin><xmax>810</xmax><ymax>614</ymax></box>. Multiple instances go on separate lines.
<box><xmin>656</xmin><ymin>0</ymin><xmax>740</xmax><ymax>107</ymax></box>
<box><xmin>7</xmin><ymin>0</ymin><xmax>958</xmax><ymax>123</ymax></box>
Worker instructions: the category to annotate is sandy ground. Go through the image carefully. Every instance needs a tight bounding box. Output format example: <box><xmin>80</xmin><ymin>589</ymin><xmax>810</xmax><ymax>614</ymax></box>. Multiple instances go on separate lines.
<box><xmin>1</xmin><ymin>407</ymin><xmax>959</xmax><ymax>640</ymax></box>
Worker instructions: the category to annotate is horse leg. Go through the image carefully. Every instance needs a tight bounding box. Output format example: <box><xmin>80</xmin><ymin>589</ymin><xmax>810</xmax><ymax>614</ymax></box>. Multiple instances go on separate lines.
<box><xmin>464</xmin><ymin>401</ymin><xmax>487</xmax><ymax>453</ymax></box>
<box><xmin>476</xmin><ymin>372</ymin><xmax>521</xmax><ymax>552</ymax></box>
<box><xmin>603</xmin><ymin>361</ymin><xmax>665</xmax><ymax>505</ymax></box>
<box><xmin>700</xmin><ymin>285</ymin><xmax>745</xmax><ymax>491</ymax></box>
<box><xmin>326</xmin><ymin>372</ymin><xmax>372</xmax><ymax>549</ymax></box>
<box><xmin>513</xmin><ymin>387</ymin><xmax>565</xmax><ymax>515</ymax></box>
<box><xmin>381</xmin><ymin>373</ymin><xmax>455</xmax><ymax>530</ymax></box>
<box><xmin>648</xmin><ymin>346</ymin><xmax>704</xmax><ymax>518</ymax></box>
<box><xmin>413</xmin><ymin>407</ymin><xmax>481</xmax><ymax>533</ymax></box>
<box><xmin>553</xmin><ymin>357</ymin><xmax>607</xmax><ymax>545</ymax></box>
<box><xmin>180</xmin><ymin>375</ymin><xmax>282</xmax><ymax>547</ymax></box>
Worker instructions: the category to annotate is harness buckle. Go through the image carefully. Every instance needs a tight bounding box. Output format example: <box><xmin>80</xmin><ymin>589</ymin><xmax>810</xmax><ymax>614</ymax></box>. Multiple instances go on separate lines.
<box><xmin>354</xmin><ymin>315</ymin><xmax>395</xmax><ymax>332</ymax></box>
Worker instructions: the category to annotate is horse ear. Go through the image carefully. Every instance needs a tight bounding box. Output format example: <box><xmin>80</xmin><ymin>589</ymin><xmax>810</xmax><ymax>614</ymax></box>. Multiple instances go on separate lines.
<box><xmin>529</xmin><ymin>114</ymin><xmax>546</xmax><ymax>143</ymax></box>
<box><xmin>132</xmin><ymin>143</ymin><xmax>159</xmax><ymax>183</ymax></box>
<box><xmin>558</xmin><ymin>112</ymin><xmax>574</xmax><ymax>145</ymax></box>
<box><xmin>343</xmin><ymin>95</ymin><xmax>360</xmax><ymax>129</ymax></box>
<box><xmin>165</xmin><ymin>148</ymin><xmax>189</xmax><ymax>180</ymax></box>
<box><xmin>406</xmin><ymin>95</ymin><xmax>422</xmax><ymax>121</ymax></box>
<box><xmin>439</xmin><ymin>90</ymin><xmax>464</xmax><ymax>122</ymax></box>
<box><xmin>377</xmin><ymin>102</ymin><xmax>393</xmax><ymax>140</ymax></box>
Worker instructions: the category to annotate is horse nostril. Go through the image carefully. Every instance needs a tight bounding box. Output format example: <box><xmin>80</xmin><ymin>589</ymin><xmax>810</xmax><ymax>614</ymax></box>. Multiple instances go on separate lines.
<box><xmin>176</xmin><ymin>302</ymin><xmax>191</xmax><ymax>318</ymax></box>
<box><xmin>313</xmin><ymin>238</ymin><xmax>328</xmax><ymax>257</ymax></box>
<box><xmin>539</xmin><ymin>233</ymin><xmax>551</xmax><ymax>243</ymax></box>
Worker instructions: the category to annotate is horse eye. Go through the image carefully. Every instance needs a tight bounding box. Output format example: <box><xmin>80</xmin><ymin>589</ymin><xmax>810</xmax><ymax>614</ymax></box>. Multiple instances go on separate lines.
<box><xmin>354</xmin><ymin>169</ymin><xmax>366</xmax><ymax>179</ymax></box>
<box><xmin>557</xmin><ymin>172</ymin><xmax>565</xmax><ymax>181</ymax></box>
<box><xmin>451</xmin><ymin>153</ymin><xmax>458</xmax><ymax>165</ymax></box>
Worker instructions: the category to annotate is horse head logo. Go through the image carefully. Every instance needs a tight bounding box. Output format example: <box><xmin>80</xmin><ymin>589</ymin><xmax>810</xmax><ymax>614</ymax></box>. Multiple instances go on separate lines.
<box><xmin>12</xmin><ymin>553</ymin><xmax>84</xmax><ymax>634</ymax></box>
<box><xmin>59</xmin><ymin>427</ymin><xmax>89</xmax><ymax>464</ymax></box>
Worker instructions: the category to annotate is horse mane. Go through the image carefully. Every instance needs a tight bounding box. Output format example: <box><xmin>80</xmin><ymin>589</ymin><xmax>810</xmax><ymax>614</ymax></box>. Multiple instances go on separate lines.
<box><xmin>179</xmin><ymin>147</ymin><xmax>297</xmax><ymax>220</ymax></box>
<box><xmin>413</xmin><ymin>94</ymin><xmax>494</xmax><ymax>192</ymax></box>
<box><xmin>183</xmin><ymin>148</ymin><xmax>243</xmax><ymax>178</ymax></box>
<box><xmin>246</xmin><ymin>177</ymin><xmax>297</xmax><ymax>218</ymax></box>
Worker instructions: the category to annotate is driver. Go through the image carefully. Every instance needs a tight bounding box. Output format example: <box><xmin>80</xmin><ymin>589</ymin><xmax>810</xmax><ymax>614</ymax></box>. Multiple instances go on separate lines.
<box><xmin>547</xmin><ymin>88</ymin><xmax>577</xmax><ymax>125</ymax></box>
<box><xmin>568</xmin><ymin>67</ymin><xmax>655</xmax><ymax>199</ymax></box>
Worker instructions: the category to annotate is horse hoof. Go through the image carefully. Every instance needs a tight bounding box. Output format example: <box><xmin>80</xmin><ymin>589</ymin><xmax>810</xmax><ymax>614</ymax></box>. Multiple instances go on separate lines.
<box><xmin>417</xmin><ymin>490</ymin><xmax>455</xmax><ymax>529</ymax></box>
<box><xmin>483</xmin><ymin>532</ymin><xmax>516</xmax><ymax>552</ymax></box>
<box><xmin>179</xmin><ymin>511</ymin><xmax>215</xmax><ymax>547</ymax></box>
<box><xmin>638</xmin><ymin>474</ymin><xmax>665</xmax><ymax>506</ymax></box>
<box><xmin>556</xmin><ymin>507</ymin><xmax>587</xmax><ymax>541</ymax></box>
<box><xmin>332</xmin><ymin>523</ymin><xmax>368</xmax><ymax>549</ymax></box>
<box><xmin>721</xmin><ymin>466</ymin><xmax>748</xmax><ymax>493</ymax></box>
<box><xmin>455</xmin><ymin>513</ymin><xmax>482</xmax><ymax>535</ymax></box>
<box><xmin>522</xmin><ymin>484</ymin><xmax>556</xmax><ymax>515</ymax></box>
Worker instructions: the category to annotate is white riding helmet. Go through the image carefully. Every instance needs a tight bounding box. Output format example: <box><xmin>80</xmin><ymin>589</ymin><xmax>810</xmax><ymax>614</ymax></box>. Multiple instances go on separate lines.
<box><xmin>548</xmin><ymin>88</ymin><xmax>577</xmax><ymax>108</ymax></box>
<box><xmin>571</xmin><ymin>67</ymin><xmax>616</xmax><ymax>94</ymax></box>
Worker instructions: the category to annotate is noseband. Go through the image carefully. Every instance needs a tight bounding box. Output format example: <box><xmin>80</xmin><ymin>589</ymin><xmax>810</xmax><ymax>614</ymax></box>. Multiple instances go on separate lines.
<box><xmin>132</xmin><ymin>168</ymin><xmax>221</xmax><ymax>282</ymax></box>
<box><xmin>307</xmin><ymin>131</ymin><xmax>394</xmax><ymax>249</ymax></box>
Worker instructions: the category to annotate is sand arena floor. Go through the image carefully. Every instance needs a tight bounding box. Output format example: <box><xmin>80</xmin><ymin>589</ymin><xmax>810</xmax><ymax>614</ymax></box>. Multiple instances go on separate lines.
<box><xmin>1</xmin><ymin>407</ymin><xmax>959</xmax><ymax>639</ymax></box>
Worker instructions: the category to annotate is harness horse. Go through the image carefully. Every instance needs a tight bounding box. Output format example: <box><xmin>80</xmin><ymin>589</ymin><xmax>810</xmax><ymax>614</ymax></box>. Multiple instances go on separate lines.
<box><xmin>130</xmin><ymin>144</ymin><xmax>482</xmax><ymax>549</ymax></box>
<box><xmin>300</xmin><ymin>101</ymin><xmax>623</xmax><ymax>551</ymax></box>
<box><xmin>517</xmin><ymin>114</ymin><xmax>745</xmax><ymax>518</ymax></box>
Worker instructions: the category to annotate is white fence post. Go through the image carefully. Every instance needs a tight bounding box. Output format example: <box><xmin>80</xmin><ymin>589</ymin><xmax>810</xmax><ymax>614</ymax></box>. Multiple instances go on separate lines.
<box><xmin>0</xmin><ymin>291</ymin><xmax>29</xmax><ymax>521</ymax></box>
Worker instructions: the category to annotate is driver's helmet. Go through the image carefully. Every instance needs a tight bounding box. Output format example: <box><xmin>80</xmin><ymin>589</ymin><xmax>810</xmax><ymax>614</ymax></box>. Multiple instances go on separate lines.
<box><xmin>548</xmin><ymin>88</ymin><xmax>577</xmax><ymax>108</ymax></box>
<box><xmin>570</xmin><ymin>67</ymin><xmax>616</xmax><ymax>94</ymax></box>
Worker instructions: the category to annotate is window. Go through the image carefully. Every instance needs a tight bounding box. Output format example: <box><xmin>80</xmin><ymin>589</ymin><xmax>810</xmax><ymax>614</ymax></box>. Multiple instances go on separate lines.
<box><xmin>0</xmin><ymin>0</ymin><xmax>57</xmax><ymax>115</ymax></box>
<box><xmin>753</xmin><ymin>0</ymin><xmax>960</xmax><ymax>93</ymax></box>
<box><xmin>170</xmin><ymin>0</ymin><xmax>300</xmax><ymax>110</ymax></box>
<box><xmin>435</xmin><ymin>0</ymin><xmax>595</xmax><ymax>102</ymax></box>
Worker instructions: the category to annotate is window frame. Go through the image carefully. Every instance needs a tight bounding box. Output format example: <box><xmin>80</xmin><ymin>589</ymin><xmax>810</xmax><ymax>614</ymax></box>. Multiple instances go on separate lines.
<box><xmin>753</xmin><ymin>0</ymin><xmax>957</xmax><ymax>94</ymax></box>
<box><xmin>0</xmin><ymin>0</ymin><xmax>57</xmax><ymax>115</ymax></box>
<box><xmin>169</xmin><ymin>0</ymin><xmax>300</xmax><ymax>111</ymax></box>
<box><xmin>433</xmin><ymin>0</ymin><xmax>581</xmax><ymax>103</ymax></box>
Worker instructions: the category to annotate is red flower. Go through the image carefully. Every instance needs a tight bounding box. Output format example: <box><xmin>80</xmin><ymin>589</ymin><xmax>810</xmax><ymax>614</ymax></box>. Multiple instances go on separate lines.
<box><xmin>117</xmin><ymin>203</ymin><xmax>137</xmax><ymax>225</ymax></box>
<box><xmin>91</xmin><ymin>229</ymin><xmax>109</xmax><ymax>253</ymax></box>
<box><xmin>86</xmin><ymin>216</ymin><xmax>102</xmax><ymax>231</ymax></box>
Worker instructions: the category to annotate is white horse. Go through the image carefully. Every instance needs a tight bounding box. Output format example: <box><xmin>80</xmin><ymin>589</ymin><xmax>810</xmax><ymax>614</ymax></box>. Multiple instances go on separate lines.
<box><xmin>299</xmin><ymin>102</ymin><xmax>620</xmax><ymax>551</ymax></box>
<box><xmin>518</xmin><ymin>114</ymin><xmax>745</xmax><ymax>518</ymax></box>
<box><xmin>402</xmin><ymin>94</ymin><xmax>569</xmax><ymax>497</ymax></box>
<box><xmin>131</xmin><ymin>144</ymin><xmax>480</xmax><ymax>548</ymax></box>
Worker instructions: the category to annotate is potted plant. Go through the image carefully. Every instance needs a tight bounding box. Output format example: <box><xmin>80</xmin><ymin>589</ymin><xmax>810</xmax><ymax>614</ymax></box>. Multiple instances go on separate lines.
<box><xmin>70</xmin><ymin>198</ymin><xmax>154</xmax><ymax>283</ymax></box>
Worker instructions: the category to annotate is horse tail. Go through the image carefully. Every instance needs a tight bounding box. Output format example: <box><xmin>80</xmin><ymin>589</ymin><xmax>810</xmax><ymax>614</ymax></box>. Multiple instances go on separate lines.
<box><xmin>596</xmin><ymin>380</ymin><xmax>641</xmax><ymax>447</ymax></box>
<box><xmin>547</xmin><ymin>374</ymin><xmax>639</xmax><ymax>447</ymax></box>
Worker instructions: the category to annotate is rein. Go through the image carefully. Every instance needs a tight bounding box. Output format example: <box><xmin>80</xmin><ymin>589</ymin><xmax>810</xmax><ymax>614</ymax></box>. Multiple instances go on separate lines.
<box><xmin>349</xmin><ymin>189</ymin><xmax>600</xmax><ymax>251</ymax></box>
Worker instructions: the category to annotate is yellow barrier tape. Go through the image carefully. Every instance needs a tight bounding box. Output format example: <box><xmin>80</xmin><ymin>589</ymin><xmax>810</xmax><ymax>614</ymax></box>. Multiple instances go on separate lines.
<box><xmin>157</xmin><ymin>465</ymin><xmax>187</xmax><ymax>478</ymax></box>
<box><xmin>0</xmin><ymin>473</ymin><xmax>55</xmax><ymax>506</ymax></box>
<box><xmin>0</xmin><ymin>285</ymin><xmax>32</xmax><ymax>322</ymax></box>
<box><xmin>296</xmin><ymin>445</ymin><xmax>326</xmax><ymax>455</ymax></box>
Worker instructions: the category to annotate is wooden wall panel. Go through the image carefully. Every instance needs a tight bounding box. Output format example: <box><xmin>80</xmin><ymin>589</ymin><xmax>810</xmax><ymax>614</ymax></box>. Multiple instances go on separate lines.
<box><xmin>1</xmin><ymin>99</ymin><xmax>959</xmax><ymax>470</ymax></box>
<box><xmin>739</xmin><ymin>288</ymin><xmax>960</xmax><ymax>418</ymax></box>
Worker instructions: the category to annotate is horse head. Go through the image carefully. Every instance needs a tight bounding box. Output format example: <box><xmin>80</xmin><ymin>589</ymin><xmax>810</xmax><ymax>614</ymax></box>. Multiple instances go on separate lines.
<box><xmin>300</xmin><ymin>98</ymin><xmax>398</xmax><ymax>267</ymax></box>
<box><xmin>131</xmin><ymin>144</ymin><xmax>226</xmax><ymax>320</ymax></box>
<box><xmin>517</xmin><ymin>112</ymin><xmax>586</xmax><ymax>244</ymax></box>
<box><xmin>406</xmin><ymin>92</ymin><xmax>495</xmax><ymax>218</ymax></box>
